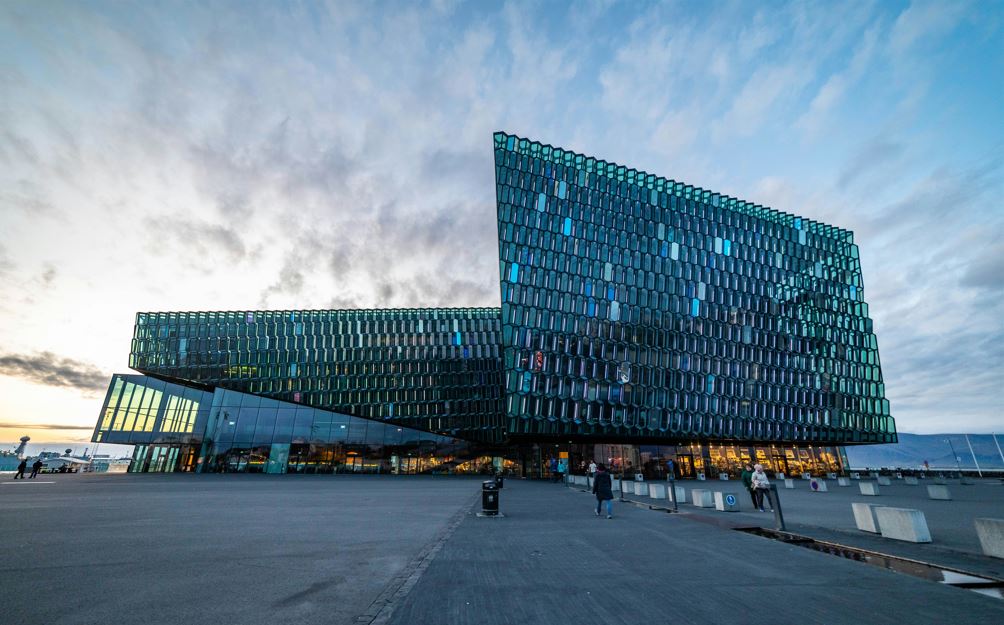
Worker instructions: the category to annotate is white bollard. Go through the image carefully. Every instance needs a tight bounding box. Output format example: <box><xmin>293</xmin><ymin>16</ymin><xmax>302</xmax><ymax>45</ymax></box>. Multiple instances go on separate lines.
<box><xmin>927</xmin><ymin>485</ymin><xmax>952</xmax><ymax>500</ymax></box>
<box><xmin>852</xmin><ymin>503</ymin><xmax>885</xmax><ymax>533</ymax></box>
<box><xmin>691</xmin><ymin>489</ymin><xmax>714</xmax><ymax>508</ymax></box>
<box><xmin>975</xmin><ymin>518</ymin><xmax>1004</xmax><ymax>559</ymax></box>
<box><xmin>837</xmin><ymin>477</ymin><xmax>851</xmax><ymax>487</ymax></box>
<box><xmin>714</xmin><ymin>491</ymin><xmax>740</xmax><ymax>512</ymax></box>
<box><xmin>634</xmin><ymin>482</ymin><xmax>647</xmax><ymax>496</ymax></box>
<box><xmin>859</xmin><ymin>482</ymin><xmax>880</xmax><ymax>496</ymax></box>
<box><xmin>784</xmin><ymin>478</ymin><xmax>795</xmax><ymax>489</ymax></box>
<box><xmin>904</xmin><ymin>476</ymin><xmax>919</xmax><ymax>485</ymax></box>
<box><xmin>648</xmin><ymin>483</ymin><xmax>667</xmax><ymax>499</ymax></box>
<box><xmin>875</xmin><ymin>507</ymin><xmax>932</xmax><ymax>543</ymax></box>
<box><xmin>877</xmin><ymin>476</ymin><xmax>891</xmax><ymax>486</ymax></box>
<box><xmin>809</xmin><ymin>478</ymin><xmax>828</xmax><ymax>492</ymax></box>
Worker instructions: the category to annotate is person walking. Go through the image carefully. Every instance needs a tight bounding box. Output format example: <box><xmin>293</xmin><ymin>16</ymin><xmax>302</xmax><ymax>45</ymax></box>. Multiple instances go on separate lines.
<box><xmin>14</xmin><ymin>459</ymin><xmax>27</xmax><ymax>479</ymax></box>
<box><xmin>741</xmin><ymin>463</ymin><xmax>756</xmax><ymax>509</ymax></box>
<box><xmin>750</xmin><ymin>464</ymin><xmax>772</xmax><ymax>512</ymax></box>
<box><xmin>549</xmin><ymin>457</ymin><xmax>559</xmax><ymax>482</ymax></box>
<box><xmin>592</xmin><ymin>463</ymin><xmax>614</xmax><ymax>519</ymax></box>
<box><xmin>30</xmin><ymin>459</ymin><xmax>43</xmax><ymax>479</ymax></box>
<box><xmin>588</xmin><ymin>460</ymin><xmax>597</xmax><ymax>476</ymax></box>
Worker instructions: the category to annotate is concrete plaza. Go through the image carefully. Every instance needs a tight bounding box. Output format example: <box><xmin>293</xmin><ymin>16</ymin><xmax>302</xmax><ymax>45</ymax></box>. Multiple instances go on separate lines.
<box><xmin>1</xmin><ymin>474</ymin><xmax>1002</xmax><ymax>625</ymax></box>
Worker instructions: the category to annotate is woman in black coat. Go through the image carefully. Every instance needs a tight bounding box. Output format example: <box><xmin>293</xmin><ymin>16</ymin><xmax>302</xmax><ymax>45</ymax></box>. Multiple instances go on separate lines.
<box><xmin>592</xmin><ymin>463</ymin><xmax>614</xmax><ymax>519</ymax></box>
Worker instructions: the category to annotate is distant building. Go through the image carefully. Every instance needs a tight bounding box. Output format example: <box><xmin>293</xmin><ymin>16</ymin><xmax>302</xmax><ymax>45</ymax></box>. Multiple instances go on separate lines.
<box><xmin>91</xmin><ymin>133</ymin><xmax>894</xmax><ymax>477</ymax></box>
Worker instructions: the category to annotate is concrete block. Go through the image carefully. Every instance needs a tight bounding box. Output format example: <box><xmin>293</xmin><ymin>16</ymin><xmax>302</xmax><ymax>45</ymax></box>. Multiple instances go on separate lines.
<box><xmin>784</xmin><ymin>478</ymin><xmax>795</xmax><ymax>489</ymax></box>
<box><xmin>672</xmin><ymin>485</ymin><xmax>687</xmax><ymax>504</ymax></box>
<box><xmin>633</xmin><ymin>482</ymin><xmax>646</xmax><ymax>496</ymax></box>
<box><xmin>802</xmin><ymin>472</ymin><xmax>812</xmax><ymax>480</ymax></box>
<box><xmin>852</xmin><ymin>502</ymin><xmax>885</xmax><ymax>533</ymax></box>
<box><xmin>975</xmin><ymin>518</ymin><xmax>1004</xmax><ymax>559</ymax></box>
<box><xmin>775</xmin><ymin>472</ymin><xmax>785</xmax><ymax>480</ymax></box>
<box><xmin>869</xmin><ymin>471</ymin><xmax>880</xmax><ymax>478</ymax></box>
<box><xmin>877</xmin><ymin>476</ymin><xmax>892</xmax><ymax>486</ymax></box>
<box><xmin>827</xmin><ymin>472</ymin><xmax>838</xmax><ymax>480</ymax></box>
<box><xmin>875</xmin><ymin>507</ymin><xmax>932</xmax><ymax>543</ymax></box>
<box><xmin>927</xmin><ymin>485</ymin><xmax>952</xmax><ymax>500</ymax></box>
<box><xmin>696</xmin><ymin>472</ymin><xmax>706</xmax><ymax>481</ymax></box>
<box><xmin>648</xmin><ymin>483</ymin><xmax>667</xmax><ymax>499</ymax></box>
<box><xmin>837</xmin><ymin>477</ymin><xmax>851</xmax><ymax>487</ymax></box>
<box><xmin>934</xmin><ymin>477</ymin><xmax>948</xmax><ymax>485</ymax></box>
<box><xmin>691</xmin><ymin>489</ymin><xmax>714</xmax><ymax>508</ymax></box>
<box><xmin>904</xmin><ymin>476</ymin><xmax>919</xmax><ymax>485</ymax></box>
<box><xmin>610</xmin><ymin>479</ymin><xmax>620</xmax><ymax>492</ymax></box>
<box><xmin>859</xmin><ymin>482</ymin><xmax>880</xmax><ymax>496</ymax></box>
<box><xmin>850</xmin><ymin>472</ymin><xmax>860</xmax><ymax>480</ymax></box>
<box><xmin>895</xmin><ymin>472</ymin><xmax>903</xmax><ymax>479</ymax></box>
<box><xmin>809</xmin><ymin>478</ymin><xmax>828</xmax><ymax>492</ymax></box>
<box><xmin>714</xmin><ymin>491</ymin><xmax>740</xmax><ymax>512</ymax></box>
<box><xmin>718</xmin><ymin>473</ymin><xmax>729</xmax><ymax>481</ymax></box>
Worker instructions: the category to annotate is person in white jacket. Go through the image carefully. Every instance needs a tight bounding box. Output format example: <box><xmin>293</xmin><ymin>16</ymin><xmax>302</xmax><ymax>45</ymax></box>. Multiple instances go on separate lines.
<box><xmin>750</xmin><ymin>464</ymin><xmax>773</xmax><ymax>512</ymax></box>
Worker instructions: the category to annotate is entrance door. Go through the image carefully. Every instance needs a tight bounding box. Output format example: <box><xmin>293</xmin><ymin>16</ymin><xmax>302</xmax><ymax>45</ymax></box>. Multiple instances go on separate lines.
<box><xmin>676</xmin><ymin>454</ymin><xmax>695</xmax><ymax>478</ymax></box>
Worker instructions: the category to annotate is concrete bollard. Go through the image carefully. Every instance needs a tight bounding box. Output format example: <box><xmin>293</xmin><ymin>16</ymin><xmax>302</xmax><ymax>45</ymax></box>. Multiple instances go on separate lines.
<box><xmin>852</xmin><ymin>502</ymin><xmax>885</xmax><ymax>533</ymax></box>
<box><xmin>648</xmin><ymin>483</ymin><xmax>667</xmax><ymax>499</ymax></box>
<box><xmin>877</xmin><ymin>476</ymin><xmax>892</xmax><ymax>486</ymax></box>
<box><xmin>895</xmin><ymin>472</ymin><xmax>903</xmax><ymax>479</ymax></box>
<box><xmin>719</xmin><ymin>473</ymin><xmax>729</xmax><ymax>481</ymax></box>
<box><xmin>827</xmin><ymin>472</ymin><xmax>838</xmax><ymax>480</ymax></box>
<box><xmin>927</xmin><ymin>485</ymin><xmax>952</xmax><ymax>500</ymax></box>
<box><xmin>809</xmin><ymin>478</ymin><xmax>828</xmax><ymax>492</ymax></box>
<box><xmin>634</xmin><ymin>482</ymin><xmax>647</xmax><ymax>496</ymax></box>
<box><xmin>975</xmin><ymin>518</ymin><xmax>1004</xmax><ymax>559</ymax></box>
<box><xmin>696</xmin><ymin>472</ymin><xmax>706</xmax><ymax>481</ymax></box>
<box><xmin>802</xmin><ymin>472</ymin><xmax>812</xmax><ymax>480</ymax></box>
<box><xmin>714</xmin><ymin>491</ymin><xmax>740</xmax><ymax>512</ymax></box>
<box><xmin>775</xmin><ymin>472</ymin><xmax>785</xmax><ymax>480</ymax></box>
<box><xmin>691</xmin><ymin>489</ymin><xmax>714</xmax><ymax>508</ymax></box>
<box><xmin>850</xmin><ymin>472</ymin><xmax>861</xmax><ymax>480</ymax></box>
<box><xmin>611</xmin><ymin>478</ymin><xmax>620</xmax><ymax>492</ymax></box>
<box><xmin>672</xmin><ymin>485</ymin><xmax>687</xmax><ymax>504</ymax></box>
<box><xmin>837</xmin><ymin>477</ymin><xmax>851</xmax><ymax>487</ymax></box>
<box><xmin>784</xmin><ymin>478</ymin><xmax>795</xmax><ymax>489</ymax></box>
<box><xmin>875</xmin><ymin>507</ymin><xmax>932</xmax><ymax>543</ymax></box>
<box><xmin>904</xmin><ymin>476</ymin><xmax>919</xmax><ymax>485</ymax></box>
<box><xmin>859</xmin><ymin>482</ymin><xmax>880</xmax><ymax>496</ymax></box>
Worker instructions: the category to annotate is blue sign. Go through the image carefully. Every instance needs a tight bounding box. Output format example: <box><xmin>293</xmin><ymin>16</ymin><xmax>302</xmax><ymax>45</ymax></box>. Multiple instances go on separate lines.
<box><xmin>725</xmin><ymin>494</ymin><xmax>736</xmax><ymax>506</ymax></box>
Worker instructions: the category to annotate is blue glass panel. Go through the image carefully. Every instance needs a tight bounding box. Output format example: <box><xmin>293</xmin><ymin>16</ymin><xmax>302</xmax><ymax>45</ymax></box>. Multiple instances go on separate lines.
<box><xmin>558</xmin><ymin>181</ymin><xmax>567</xmax><ymax>199</ymax></box>
<box><xmin>723</xmin><ymin>239</ymin><xmax>731</xmax><ymax>255</ymax></box>
<box><xmin>607</xmin><ymin>286</ymin><xmax>615</xmax><ymax>300</ymax></box>
<box><xmin>587</xmin><ymin>299</ymin><xmax>596</xmax><ymax>316</ymax></box>
<box><xmin>455</xmin><ymin>331</ymin><xmax>461</xmax><ymax>345</ymax></box>
<box><xmin>537</xmin><ymin>193</ymin><xmax>546</xmax><ymax>211</ymax></box>
<box><xmin>850</xmin><ymin>286</ymin><xmax>857</xmax><ymax>300</ymax></box>
<box><xmin>691</xmin><ymin>298</ymin><xmax>700</xmax><ymax>316</ymax></box>
<box><xmin>510</xmin><ymin>263</ymin><xmax>519</xmax><ymax>283</ymax></box>
<box><xmin>660</xmin><ymin>241</ymin><xmax>668</xmax><ymax>257</ymax></box>
<box><xmin>563</xmin><ymin>217</ymin><xmax>572</xmax><ymax>236</ymax></box>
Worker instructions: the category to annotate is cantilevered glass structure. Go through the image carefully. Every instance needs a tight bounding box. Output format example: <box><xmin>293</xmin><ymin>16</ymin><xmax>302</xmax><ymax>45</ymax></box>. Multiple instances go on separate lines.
<box><xmin>493</xmin><ymin>131</ymin><xmax>894</xmax><ymax>446</ymax></box>
<box><xmin>91</xmin><ymin>131</ymin><xmax>894</xmax><ymax>476</ymax></box>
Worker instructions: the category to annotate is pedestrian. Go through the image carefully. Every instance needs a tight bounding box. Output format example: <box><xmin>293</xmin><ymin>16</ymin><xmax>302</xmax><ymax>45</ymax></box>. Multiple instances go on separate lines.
<box><xmin>549</xmin><ymin>457</ymin><xmax>558</xmax><ymax>482</ymax></box>
<box><xmin>557</xmin><ymin>457</ymin><xmax>568</xmax><ymax>483</ymax></box>
<box><xmin>740</xmin><ymin>463</ymin><xmax>756</xmax><ymax>509</ymax></box>
<box><xmin>666</xmin><ymin>458</ymin><xmax>676</xmax><ymax>480</ymax></box>
<box><xmin>30</xmin><ymin>459</ymin><xmax>44</xmax><ymax>478</ymax></box>
<box><xmin>14</xmin><ymin>459</ymin><xmax>27</xmax><ymax>479</ymax></box>
<box><xmin>592</xmin><ymin>463</ymin><xmax>614</xmax><ymax>519</ymax></box>
<box><xmin>588</xmin><ymin>460</ymin><xmax>597</xmax><ymax>476</ymax></box>
<box><xmin>750</xmin><ymin>463</ymin><xmax>773</xmax><ymax>512</ymax></box>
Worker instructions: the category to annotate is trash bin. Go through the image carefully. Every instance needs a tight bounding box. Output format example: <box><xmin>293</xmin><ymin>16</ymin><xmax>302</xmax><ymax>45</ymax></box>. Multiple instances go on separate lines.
<box><xmin>495</xmin><ymin>472</ymin><xmax>504</xmax><ymax>489</ymax></box>
<box><xmin>482</xmin><ymin>480</ymin><xmax>499</xmax><ymax>515</ymax></box>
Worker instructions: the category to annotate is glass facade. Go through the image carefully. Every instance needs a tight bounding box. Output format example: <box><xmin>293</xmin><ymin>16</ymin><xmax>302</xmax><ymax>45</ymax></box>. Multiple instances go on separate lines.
<box><xmin>127</xmin><ymin>308</ymin><xmax>504</xmax><ymax>441</ymax></box>
<box><xmin>90</xmin><ymin>131</ymin><xmax>895</xmax><ymax>475</ymax></box>
<box><xmin>494</xmin><ymin>131</ymin><xmax>894</xmax><ymax>445</ymax></box>
<box><xmin>93</xmin><ymin>374</ymin><xmax>484</xmax><ymax>474</ymax></box>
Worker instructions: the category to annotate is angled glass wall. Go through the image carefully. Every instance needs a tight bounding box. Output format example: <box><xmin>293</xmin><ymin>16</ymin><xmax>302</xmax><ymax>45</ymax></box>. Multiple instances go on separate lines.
<box><xmin>127</xmin><ymin>308</ymin><xmax>505</xmax><ymax>441</ymax></box>
<box><xmin>493</xmin><ymin>131</ymin><xmax>894</xmax><ymax>445</ymax></box>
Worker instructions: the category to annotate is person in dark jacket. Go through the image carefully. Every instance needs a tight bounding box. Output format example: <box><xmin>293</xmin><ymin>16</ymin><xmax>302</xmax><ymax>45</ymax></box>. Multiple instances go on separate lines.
<box><xmin>740</xmin><ymin>464</ymin><xmax>756</xmax><ymax>509</ymax></box>
<box><xmin>30</xmin><ymin>459</ymin><xmax>43</xmax><ymax>478</ymax></box>
<box><xmin>592</xmin><ymin>463</ymin><xmax>614</xmax><ymax>519</ymax></box>
<box><xmin>14</xmin><ymin>459</ymin><xmax>27</xmax><ymax>479</ymax></box>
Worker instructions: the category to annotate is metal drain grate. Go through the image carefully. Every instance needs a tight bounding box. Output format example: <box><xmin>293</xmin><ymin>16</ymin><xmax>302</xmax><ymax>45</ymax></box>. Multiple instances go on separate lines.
<box><xmin>736</xmin><ymin>526</ymin><xmax>1004</xmax><ymax>600</ymax></box>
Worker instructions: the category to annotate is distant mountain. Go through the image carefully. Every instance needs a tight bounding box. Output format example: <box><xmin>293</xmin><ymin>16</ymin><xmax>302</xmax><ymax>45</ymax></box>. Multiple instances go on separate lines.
<box><xmin>844</xmin><ymin>433</ymin><xmax>1004</xmax><ymax>470</ymax></box>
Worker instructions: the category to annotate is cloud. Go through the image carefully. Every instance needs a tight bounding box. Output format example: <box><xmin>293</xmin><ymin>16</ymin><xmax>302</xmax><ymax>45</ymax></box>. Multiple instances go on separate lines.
<box><xmin>837</xmin><ymin>137</ymin><xmax>905</xmax><ymax>189</ymax></box>
<box><xmin>145</xmin><ymin>217</ymin><xmax>250</xmax><ymax>265</ymax></box>
<box><xmin>0</xmin><ymin>351</ymin><xmax>108</xmax><ymax>394</ymax></box>
<box><xmin>0</xmin><ymin>421</ymin><xmax>94</xmax><ymax>431</ymax></box>
<box><xmin>960</xmin><ymin>239</ymin><xmax>1004</xmax><ymax>291</ymax></box>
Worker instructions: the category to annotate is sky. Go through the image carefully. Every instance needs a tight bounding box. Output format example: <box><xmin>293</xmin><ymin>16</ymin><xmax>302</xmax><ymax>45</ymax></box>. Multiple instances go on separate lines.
<box><xmin>0</xmin><ymin>0</ymin><xmax>1001</xmax><ymax>447</ymax></box>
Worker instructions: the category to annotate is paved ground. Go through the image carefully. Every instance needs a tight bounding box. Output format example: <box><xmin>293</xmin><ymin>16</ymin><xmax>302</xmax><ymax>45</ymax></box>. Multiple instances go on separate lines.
<box><xmin>0</xmin><ymin>474</ymin><xmax>479</xmax><ymax>625</ymax></box>
<box><xmin>2</xmin><ymin>474</ymin><xmax>1003</xmax><ymax>625</ymax></box>
<box><xmin>391</xmin><ymin>479</ymin><xmax>1004</xmax><ymax>625</ymax></box>
<box><xmin>614</xmin><ymin>476</ymin><xmax>1004</xmax><ymax>579</ymax></box>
